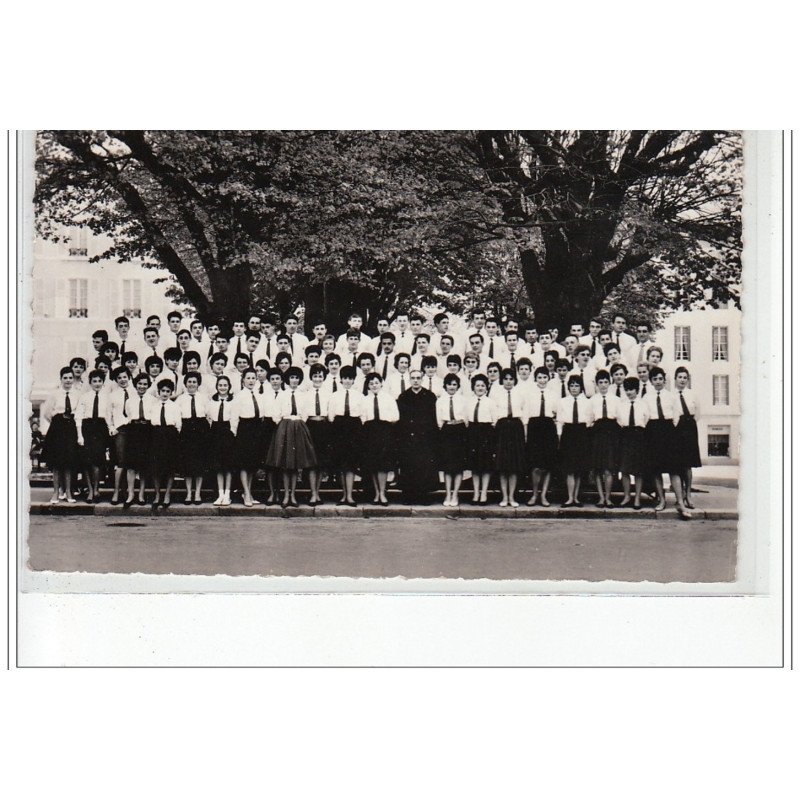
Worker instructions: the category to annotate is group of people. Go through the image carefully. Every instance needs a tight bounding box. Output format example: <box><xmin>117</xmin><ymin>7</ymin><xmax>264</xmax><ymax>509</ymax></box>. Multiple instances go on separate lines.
<box><xmin>37</xmin><ymin>308</ymin><xmax>701</xmax><ymax>518</ymax></box>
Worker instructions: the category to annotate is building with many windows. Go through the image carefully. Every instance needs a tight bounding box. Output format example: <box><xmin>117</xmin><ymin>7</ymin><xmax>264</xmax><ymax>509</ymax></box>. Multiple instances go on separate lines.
<box><xmin>29</xmin><ymin>228</ymin><xmax>186</xmax><ymax>407</ymax></box>
<box><xmin>653</xmin><ymin>304</ymin><xmax>741</xmax><ymax>464</ymax></box>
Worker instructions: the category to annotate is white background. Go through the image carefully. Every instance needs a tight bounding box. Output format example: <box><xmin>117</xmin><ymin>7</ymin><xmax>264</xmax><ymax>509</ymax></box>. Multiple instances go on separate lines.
<box><xmin>1</xmin><ymin>2</ymin><xmax>797</xmax><ymax>798</ymax></box>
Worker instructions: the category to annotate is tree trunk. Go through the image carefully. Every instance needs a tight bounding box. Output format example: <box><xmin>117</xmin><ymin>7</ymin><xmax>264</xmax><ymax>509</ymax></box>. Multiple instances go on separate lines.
<box><xmin>303</xmin><ymin>279</ymin><xmax>375</xmax><ymax>335</ymax></box>
<box><xmin>206</xmin><ymin>264</ymin><xmax>253</xmax><ymax>330</ymax></box>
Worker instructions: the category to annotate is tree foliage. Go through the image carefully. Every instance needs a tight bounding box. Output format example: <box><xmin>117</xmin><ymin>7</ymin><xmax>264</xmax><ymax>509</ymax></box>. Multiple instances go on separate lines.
<box><xmin>35</xmin><ymin>130</ymin><xmax>742</xmax><ymax>334</ymax></box>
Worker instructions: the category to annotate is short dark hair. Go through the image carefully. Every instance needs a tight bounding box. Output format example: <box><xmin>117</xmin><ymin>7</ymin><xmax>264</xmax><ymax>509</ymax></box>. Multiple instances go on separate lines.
<box><xmin>595</xmin><ymin>369</ymin><xmax>611</xmax><ymax>382</ymax></box>
<box><xmin>114</xmin><ymin>316</ymin><xmax>129</xmax><ymax>327</ymax></box>
<box><xmin>144</xmin><ymin>355</ymin><xmax>163</xmax><ymax>370</ymax></box>
<box><xmin>623</xmin><ymin>377</ymin><xmax>640</xmax><ymax>391</ymax></box>
<box><xmin>167</xmin><ymin>311</ymin><xmax>182</xmax><ymax>322</ymax></box>
<box><xmin>92</xmin><ymin>329</ymin><xmax>109</xmax><ymax>341</ymax></box>
<box><xmin>156</xmin><ymin>378</ymin><xmax>175</xmax><ymax>392</ymax></box>
<box><xmin>183</xmin><ymin>371</ymin><xmax>202</xmax><ymax>386</ymax></box>
<box><xmin>325</xmin><ymin>353</ymin><xmax>341</xmax><ymax>366</ymax></box>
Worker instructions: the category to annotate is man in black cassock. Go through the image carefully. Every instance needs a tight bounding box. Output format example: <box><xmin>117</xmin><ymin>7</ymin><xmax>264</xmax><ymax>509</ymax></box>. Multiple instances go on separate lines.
<box><xmin>396</xmin><ymin>370</ymin><xmax>439</xmax><ymax>504</ymax></box>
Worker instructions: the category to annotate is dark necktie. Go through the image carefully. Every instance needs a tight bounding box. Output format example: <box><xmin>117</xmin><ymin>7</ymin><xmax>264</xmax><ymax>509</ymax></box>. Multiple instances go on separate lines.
<box><xmin>449</xmin><ymin>396</ymin><xmax>455</xmax><ymax>421</ymax></box>
<box><xmin>218</xmin><ymin>400</ymin><xmax>225</xmax><ymax>423</ymax></box>
<box><xmin>428</xmin><ymin>376</ymin><xmax>433</xmax><ymax>391</ymax></box>
<box><xmin>374</xmin><ymin>394</ymin><xmax>380</xmax><ymax>421</ymax></box>
<box><xmin>474</xmin><ymin>397</ymin><xmax>480</xmax><ymax>423</ymax></box>
<box><xmin>266</xmin><ymin>339</ymin><xmax>272</xmax><ymax>359</ymax></box>
<box><xmin>382</xmin><ymin>356</ymin><xmax>388</xmax><ymax>380</ymax></box>
<box><xmin>123</xmin><ymin>389</ymin><xmax>129</xmax><ymax>418</ymax></box>
<box><xmin>489</xmin><ymin>340</ymin><xmax>494</xmax><ymax>359</ymax></box>
<box><xmin>252</xmin><ymin>391</ymin><xmax>260</xmax><ymax>418</ymax></box>
<box><xmin>120</xmin><ymin>341</ymin><xmax>126</xmax><ymax>357</ymax></box>
<box><xmin>160</xmin><ymin>403</ymin><xmax>166</xmax><ymax>426</ymax></box>
<box><xmin>190</xmin><ymin>396</ymin><xmax>196</xmax><ymax>418</ymax></box>
<box><xmin>400</xmin><ymin>376</ymin><xmax>406</xmax><ymax>394</ymax></box>
<box><xmin>590</xmin><ymin>339</ymin><xmax>596</xmax><ymax>357</ymax></box>
<box><xmin>344</xmin><ymin>390</ymin><xmax>350</xmax><ymax>417</ymax></box>
<box><xmin>92</xmin><ymin>392</ymin><xmax>99</xmax><ymax>419</ymax></box>
<box><xmin>259</xmin><ymin>383</ymin><xmax>264</xmax><ymax>394</ymax></box>
<box><xmin>363</xmin><ymin>379</ymin><xmax>369</xmax><ymax>397</ymax></box>
<box><xmin>539</xmin><ymin>392</ymin><xmax>545</xmax><ymax>418</ymax></box>
<box><xmin>679</xmin><ymin>391</ymin><xmax>690</xmax><ymax>416</ymax></box>
<box><xmin>510</xmin><ymin>353</ymin><xmax>516</xmax><ymax>371</ymax></box>
<box><xmin>208</xmin><ymin>343</ymin><xmax>215</xmax><ymax>361</ymax></box>
<box><xmin>411</xmin><ymin>337</ymin><xmax>417</xmax><ymax>355</ymax></box>
<box><xmin>291</xmin><ymin>391</ymin><xmax>297</xmax><ymax>416</ymax></box>
<box><xmin>315</xmin><ymin>390</ymin><xmax>321</xmax><ymax>416</ymax></box>
<box><xmin>641</xmin><ymin>385</ymin><xmax>647</xmax><ymax>397</ymax></box>
<box><xmin>236</xmin><ymin>338</ymin><xmax>242</xmax><ymax>356</ymax></box>
<box><xmin>616</xmin><ymin>386</ymin><xmax>622</xmax><ymax>397</ymax></box>
<box><xmin>138</xmin><ymin>398</ymin><xmax>144</xmax><ymax>420</ymax></box>
<box><xmin>629</xmin><ymin>401</ymin><xmax>635</xmax><ymax>427</ymax></box>
<box><xmin>656</xmin><ymin>393</ymin><xmax>664</xmax><ymax>420</ymax></box>
<box><xmin>64</xmin><ymin>392</ymin><xmax>72</xmax><ymax>416</ymax></box>
<box><xmin>507</xmin><ymin>390</ymin><xmax>512</xmax><ymax>418</ymax></box>
<box><xmin>332</xmin><ymin>378</ymin><xmax>338</xmax><ymax>393</ymax></box>
<box><xmin>572</xmin><ymin>398</ymin><xmax>579</xmax><ymax>424</ymax></box>
<box><xmin>602</xmin><ymin>397</ymin><xmax>607</xmax><ymax>419</ymax></box>
<box><xmin>561</xmin><ymin>381</ymin><xmax>566</xmax><ymax>399</ymax></box>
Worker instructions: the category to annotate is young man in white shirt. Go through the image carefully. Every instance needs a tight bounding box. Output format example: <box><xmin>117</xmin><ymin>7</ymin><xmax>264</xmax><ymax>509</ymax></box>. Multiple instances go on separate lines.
<box><xmin>483</xmin><ymin>317</ymin><xmax>506</xmax><ymax>361</ymax></box>
<box><xmin>335</xmin><ymin>313</ymin><xmax>369</xmax><ymax>354</ymax></box>
<box><xmin>409</xmin><ymin>332</ymin><xmax>434</xmax><ymax>372</ymax></box>
<box><xmin>229</xmin><ymin>320</ymin><xmax>247</xmax><ymax>358</ymax></box>
<box><xmin>374</xmin><ymin>333</ymin><xmax>397</xmax><ymax>382</ymax></box>
<box><xmin>392</xmin><ymin>312</ymin><xmax>415</xmax><ymax>355</ymax></box>
<box><xmin>610</xmin><ymin>313</ymin><xmax>637</xmax><ymax>352</ymax></box>
<box><xmin>625</xmin><ymin>321</ymin><xmax>655</xmax><ymax>372</ymax></box>
<box><xmin>165</xmin><ymin>311</ymin><xmax>183</xmax><ymax>350</ymax></box>
<box><xmin>569</xmin><ymin>345</ymin><xmax>597</xmax><ymax>397</ymax></box>
<box><xmin>579</xmin><ymin>319</ymin><xmax>603</xmax><ymax>357</ymax></box>
<box><xmin>465</xmin><ymin>332</ymin><xmax>489</xmax><ymax>373</ymax></box>
<box><xmin>370</xmin><ymin>318</ymin><xmax>391</xmax><ymax>355</ymax></box>
<box><xmin>283</xmin><ymin>314</ymin><xmax>310</xmax><ymax>357</ymax></box>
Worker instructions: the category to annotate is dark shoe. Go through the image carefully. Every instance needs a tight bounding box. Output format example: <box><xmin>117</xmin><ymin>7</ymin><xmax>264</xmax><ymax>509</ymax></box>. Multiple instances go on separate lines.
<box><xmin>290</xmin><ymin>501</ymin><xmax>300</xmax><ymax>508</ymax></box>
<box><xmin>573</xmin><ymin>501</ymin><xmax>584</xmax><ymax>508</ymax></box>
<box><xmin>150</xmin><ymin>502</ymin><xmax>159</xmax><ymax>513</ymax></box>
<box><xmin>560</xmin><ymin>501</ymin><xmax>574</xmax><ymax>508</ymax></box>
<box><xmin>478</xmin><ymin>499</ymin><xmax>488</xmax><ymax>507</ymax></box>
<box><xmin>595</xmin><ymin>501</ymin><xmax>605</xmax><ymax>509</ymax></box>
<box><xmin>633</xmin><ymin>503</ymin><xmax>642</xmax><ymax>510</ymax></box>
<box><xmin>379</xmin><ymin>500</ymin><xmax>389</xmax><ymax>507</ymax></box>
<box><xmin>183</xmin><ymin>497</ymin><xmax>192</xmax><ymax>506</ymax></box>
<box><xmin>136</xmin><ymin>498</ymin><xmax>147</xmax><ymax>506</ymax></box>
<box><xmin>161</xmin><ymin>501</ymin><xmax>171</xmax><ymax>510</ymax></box>
<box><xmin>123</xmin><ymin>499</ymin><xmax>134</xmax><ymax>509</ymax></box>
<box><xmin>110</xmin><ymin>498</ymin><xmax>120</xmax><ymax>506</ymax></box>
<box><xmin>336</xmin><ymin>500</ymin><xmax>347</xmax><ymax>507</ymax></box>
<box><xmin>347</xmin><ymin>500</ymin><xmax>358</xmax><ymax>508</ymax></box>
<box><xmin>193</xmin><ymin>499</ymin><xmax>202</xmax><ymax>505</ymax></box>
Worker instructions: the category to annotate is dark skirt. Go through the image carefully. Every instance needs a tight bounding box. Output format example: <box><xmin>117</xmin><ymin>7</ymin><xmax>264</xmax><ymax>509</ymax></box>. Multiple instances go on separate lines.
<box><xmin>122</xmin><ymin>421</ymin><xmax>151</xmax><ymax>472</ymax></box>
<box><xmin>495</xmin><ymin>417</ymin><xmax>526</xmax><ymax>474</ymax></box>
<box><xmin>209</xmin><ymin>420</ymin><xmax>236</xmax><ymax>472</ymax></box>
<box><xmin>526</xmin><ymin>416</ymin><xmax>558</xmax><ymax>471</ymax></box>
<box><xmin>111</xmin><ymin>426</ymin><xmax>127</xmax><ymax>467</ymax></box>
<box><xmin>266</xmin><ymin>418</ymin><xmax>317</xmax><ymax>470</ymax></box>
<box><xmin>467</xmin><ymin>422</ymin><xmax>496</xmax><ymax>473</ymax></box>
<box><xmin>591</xmin><ymin>417</ymin><xmax>620</xmax><ymax>472</ymax></box>
<box><xmin>80</xmin><ymin>418</ymin><xmax>109</xmax><ymax>467</ymax></box>
<box><xmin>361</xmin><ymin>420</ymin><xmax>397</xmax><ymax>473</ymax></box>
<box><xmin>236</xmin><ymin>417</ymin><xmax>265</xmax><ymax>471</ymax></box>
<box><xmin>150</xmin><ymin>425</ymin><xmax>180</xmax><ymax>477</ymax></box>
<box><xmin>41</xmin><ymin>414</ymin><xmax>79</xmax><ymax>470</ymax></box>
<box><xmin>261</xmin><ymin>418</ymin><xmax>277</xmax><ymax>462</ymax></box>
<box><xmin>180</xmin><ymin>417</ymin><xmax>211</xmax><ymax>474</ymax></box>
<box><xmin>438</xmin><ymin>422</ymin><xmax>468</xmax><ymax>474</ymax></box>
<box><xmin>305</xmin><ymin>419</ymin><xmax>332</xmax><ymax>469</ymax></box>
<box><xmin>559</xmin><ymin>422</ymin><xmax>590</xmax><ymax>473</ymax></box>
<box><xmin>645</xmin><ymin>419</ymin><xmax>681</xmax><ymax>475</ymax></box>
<box><xmin>618</xmin><ymin>426</ymin><xmax>646</xmax><ymax>476</ymax></box>
<box><xmin>330</xmin><ymin>416</ymin><xmax>363</xmax><ymax>471</ymax></box>
<box><xmin>674</xmin><ymin>415</ymin><xmax>702</xmax><ymax>469</ymax></box>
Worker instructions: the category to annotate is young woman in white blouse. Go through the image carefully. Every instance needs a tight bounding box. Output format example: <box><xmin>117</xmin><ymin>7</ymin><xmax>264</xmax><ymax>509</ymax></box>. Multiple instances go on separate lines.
<box><xmin>75</xmin><ymin>369</ymin><xmax>112</xmax><ymax>504</ymax></box>
<box><xmin>301</xmin><ymin>364</ymin><xmax>331</xmax><ymax>506</ymax></box>
<box><xmin>177</xmin><ymin>372</ymin><xmax>210</xmax><ymax>505</ymax></box>
<box><xmin>148</xmin><ymin>378</ymin><xmax>182</xmax><ymax>510</ymax></box>
<box><xmin>230</xmin><ymin>368</ymin><xmax>266</xmax><ymax>507</ymax></box>
<box><xmin>616</xmin><ymin>376</ymin><xmax>650</xmax><ymax>509</ymax></box>
<box><xmin>266</xmin><ymin>366</ymin><xmax>317</xmax><ymax>508</ymax></box>
<box><xmin>465</xmin><ymin>374</ymin><xmax>497</xmax><ymax>506</ymax></box>
<box><xmin>492</xmin><ymin>368</ymin><xmax>527</xmax><ymax>507</ymax></box>
<box><xmin>525</xmin><ymin>367</ymin><xmax>558</xmax><ymax>507</ymax></box>
<box><xmin>556</xmin><ymin>375</ymin><xmax>594</xmax><ymax>507</ymax></box>
<box><xmin>40</xmin><ymin>366</ymin><xmax>81</xmax><ymax>505</ymax></box>
<box><xmin>327</xmin><ymin>365</ymin><xmax>364</xmax><ymax>507</ymax></box>
<box><xmin>360</xmin><ymin>372</ymin><xmax>400</xmax><ymax>506</ymax></box>
<box><xmin>673</xmin><ymin>367</ymin><xmax>701</xmax><ymax>510</ymax></box>
<box><xmin>588</xmin><ymin>370</ymin><xmax>621</xmax><ymax>508</ymax></box>
<box><xmin>206</xmin><ymin>375</ymin><xmax>235</xmax><ymax>506</ymax></box>
<box><xmin>436</xmin><ymin>374</ymin><xmax>467</xmax><ymax>507</ymax></box>
<box><xmin>119</xmin><ymin>373</ymin><xmax>156</xmax><ymax>508</ymax></box>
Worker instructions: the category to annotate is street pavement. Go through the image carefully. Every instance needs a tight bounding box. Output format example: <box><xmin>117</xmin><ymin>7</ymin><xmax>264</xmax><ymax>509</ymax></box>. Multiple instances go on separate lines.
<box><xmin>27</xmin><ymin>514</ymin><xmax>738</xmax><ymax>583</ymax></box>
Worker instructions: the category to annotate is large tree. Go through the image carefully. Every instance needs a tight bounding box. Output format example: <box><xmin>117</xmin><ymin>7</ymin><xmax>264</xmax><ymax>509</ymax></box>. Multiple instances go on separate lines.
<box><xmin>469</xmin><ymin>130</ymin><xmax>742</xmax><ymax>332</ymax></box>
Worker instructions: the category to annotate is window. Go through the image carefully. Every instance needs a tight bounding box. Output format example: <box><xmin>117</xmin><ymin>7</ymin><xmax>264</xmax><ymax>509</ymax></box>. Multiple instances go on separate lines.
<box><xmin>712</xmin><ymin>326</ymin><xmax>729</xmax><ymax>361</ymax></box>
<box><xmin>674</xmin><ymin>326</ymin><xmax>691</xmax><ymax>360</ymax></box>
<box><xmin>122</xmin><ymin>279</ymin><xmax>142</xmax><ymax>318</ymax></box>
<box><xmin>712</xmin><ymin>375</ymin><xmax>729</xmax><ymax>406</ymax></box>
<box><xmin>68</xmin><ymin>227</ymin><xmax>88</xmax><ymax>258</ymax></box>
<box><xmin>708</xmin><ymin>428</ymin><xmax>730</xmax><ymax>457</ymax></box>
<box><xmin>68</xmin><ymin>279</ymin><xmax>88</xmax><ymax>318</ymax></box>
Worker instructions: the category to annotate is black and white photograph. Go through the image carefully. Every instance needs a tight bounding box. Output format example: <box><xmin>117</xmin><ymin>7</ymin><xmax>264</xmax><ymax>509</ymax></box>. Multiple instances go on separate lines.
<box><xmin>21</xmin><ymin>129</ymin><xmax>751</xmax><ymax>586</ymax></box>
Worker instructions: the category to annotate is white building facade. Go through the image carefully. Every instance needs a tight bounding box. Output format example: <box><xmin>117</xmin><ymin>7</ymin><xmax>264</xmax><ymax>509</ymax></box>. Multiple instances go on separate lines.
<box><xmin>29</xmin><ymin>228</ymin><xmax>186</xmax><ymax>406</ymax></box>
<box><xmin>653</xmin><ymin>305</ymin><xmax>741</xmax><ymax>464</ymax></box>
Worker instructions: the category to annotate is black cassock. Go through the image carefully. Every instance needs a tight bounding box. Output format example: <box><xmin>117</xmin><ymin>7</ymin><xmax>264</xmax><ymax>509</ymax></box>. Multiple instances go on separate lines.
<box><xmin>397</xmin><ymin>387</ymin><xmax>439</xmax><ymax>501</ymax></box>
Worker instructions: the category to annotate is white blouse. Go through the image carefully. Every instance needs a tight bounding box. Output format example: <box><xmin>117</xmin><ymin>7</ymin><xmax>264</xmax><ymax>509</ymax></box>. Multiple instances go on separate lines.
<box><xmin>74</xmin><ymin>390</ymin><xmax>112</xmax><ymax>426</ymax></box>
<box><xmin>40</xmin><ymin>389</ymin><xmax>79</xmax><ymax>428</ymax></box>
<box><xmin>276</xmin><ymin>389</ymin><xmax>305</xmax><ymax>420</ymax></box>
<box><xmin>525</xmin><ymin>386</ymin><xmax>557</xmax><ymax>419</ymax></box>
<box><xmin>360</xmin><ymin>392</ymin><xmax>400</xmax><ymax>423</ymax></box>
<box><xmin>229</xmin><ymin>389</ymin><xmax>268</xmax><ymax>435</ymax></box>
<box><xmin>147</xmin><ymin>399</ymin><xmax>182</xmax><ymax>429</ymax></box>
<box><xmin>436</xmin><ymin>393</ymin><xmax>467</xmax><ymax>426</ymax></box>
<box><xmin>300</xmin><ymin>387</ymin><xmax>330</xmax><ymax>419</ymax></box>
<box><xmin>615</xmin><ymin>397</ymin><xmax>650</xmax><ymax>428</ymax></box>
<box><xmin>556</xmin><ymin>394</ymin><xmax>594</xmax><ymax>425</ymax></box>
<box><xmin>673</xmin><ymin>388</ymin><xmax>698</xmax><ymax>420</ymax></box>
<box><xmin>568</xmin><ymin>365</ymin><xmax>597</xmax><ymax>397</ymax></box>
<box><xmin>465</xmin><ymin>395</ymin><xmax>498</xmax><ymax>424</ymax></box>
<box><xmin>327</xmin><ymin>387</ymin><xmax>364</xmax><ymax>421</ymax></box>
<box><xmin>491</xmin><ymin>387</ymin><xmax>527</xmax><ymax>420</ymax></box>
<box><xmin>176</xmin><ymin>392</ymin><xmax>210</xmax><ymax>420</ymax></box>
<box><xmin>206</xmin><ymin>396</ymin><xmax>234</xmax><ymax>423</ymax></box>
<box><xmin>385</xmin><ymin>372</ymin><xmax>412</xmax><ymax>399</ymax></box>
<box><xmin>642</xmin><ymin>389</ymin><xmax>679</xmax><ymax>422</ymax></box>
<box><xmin>588</xmin><ymin>392</ymin><xmax>621</xmax><ymax>424</ymax></box>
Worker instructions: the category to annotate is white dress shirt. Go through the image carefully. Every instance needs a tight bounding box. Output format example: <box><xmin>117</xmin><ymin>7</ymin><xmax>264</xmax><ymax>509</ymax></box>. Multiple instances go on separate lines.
<box><xmin>176</xmin><ymin>392</ymin><xmax>210</xmax><ymax>420</ymax></box>
<box><xmin>642</xmin><ymin>388</ymin><xmax>679</xmax><ymax>422</ymax></box>
<box><xmin>673</xmin><ymin>387</ymin><xmax>698</xmax><ymax>420</ymax></box>
<box><xmin>229</xmin><ymin>389</ymin><xmax>268</xmax><ymax>435</ymax></box>
<box><xmin>588</xmin><ymin>392</ymin><xmax>621</xmax><ymax>424</ymax></box>
<box><xmin>327</xmin><ymin>387</ymin><xmax>365</xmax><ymax>421</ymax></box>
<box><xmin>616</xmin><ymin>397</ymin><xmax>650</xmax><ymax>428</ymax></box>
<box><xmin>75</xmin><ymin>390</ymin><xmax>112</xmax><ymax>428</ymax></box>
<box><xmin>335</xmin><ymin>331</ymin><xmax>369</xmax><ymax>354</ymax></box>
<box><xmin>465</xmin><ymin>395</ymin><xmax>498</xmax><ymax>424</ymax></box>
<box><xmin>148</xmin><ymin>399</ymin><xmax>182</xmax><ymax>430</ymax></box>
<box><xmin>206</xmin><ymin>396</ymin><xmax>234</xmax><ymax>423</ymax></box>
<box><xmin>40</xmin><ymin>389</ymin><xmax>79</xmax><ymax>433</ymax></box>
<box><xmin>392</xmin><ymin>330</ymin><xmax>416</xmax><ymax>356</ymax></box>
<box><xmin>568</xmin><ymin>364</ymin><xmax>597</xmax><ymax>397</ymax></box>
<box><xmin>385</xmin><ymin>371</ymin><xmax>412</xmax><ymax>399</ymax></box>
<box><xmin>275</xmin><ymin>389</ymin><xmax>306</xmax><ymax>420</ymax></box>
<box><xmin>436</xmin><ymin>393</ymin><xmax>468</xmax><ymax>426</ymax></box>
<box><xmin>525</xmin><ymin>386</ymin><xmax>557</xmax><ymax>420</ymax></box>
<box><xmin>556</xmin><ymin>394</ymin><xmax>594</xmax><ymax>425</ymax></box>
<box><xmin>374</xmin><ymin>351</ymin><xmax>397</xmax><ymax>381</ymax></box>
<box><xmin>360</xmin><ymin>391</ymin><xmax>400</xmax><ymax>423</ymax></box>
<box><xmin>492</xmin><ymin>387</ymin><xmax>528</xmax><ymax>421</ymax></box>
<box><xmin>300</xmin><ymin>387</ymin><xmax>330</xmax><ymax>419</ymax></box>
